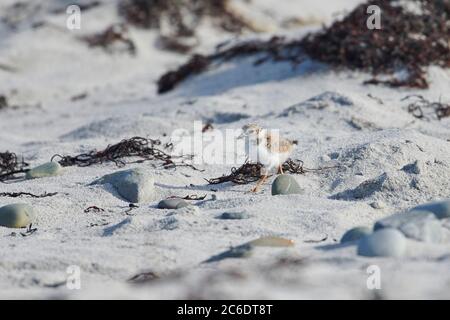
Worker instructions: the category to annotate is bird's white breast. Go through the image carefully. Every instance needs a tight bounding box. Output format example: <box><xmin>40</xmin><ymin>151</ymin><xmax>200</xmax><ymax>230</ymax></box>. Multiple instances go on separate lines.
<box><xmin>244</xmin><ymin>132</ymin><xmax>292</xmax><ymax>171</ymax></box>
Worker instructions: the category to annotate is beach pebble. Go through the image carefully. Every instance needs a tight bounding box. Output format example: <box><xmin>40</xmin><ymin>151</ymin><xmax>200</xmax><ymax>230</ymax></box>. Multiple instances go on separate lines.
<box><xmin>413</xmin><ymin>200</ymin><xmax>450</xmax><ymax>219</ymax></box>
<box><xmin>374</xmin><ymin>210</ymin><xmax>443</xmax><ymax>243</ymax></box>
<box><xmin>0</xmin><ymin>203</ymin><xmax>35</xmax><ymax>228</ymax></box>
<box><xmin>219</xmin><ymin>211</ymin><xmax>250</xmax><ymax>220</ymax></box>
<box><xmin>357</xmin><ymin>228</ymin><xmax>407</xmax><ymax>257</ymax></box>
<box><xmin>370</xmin><ymin>201</ymin><xmax>385</xmax><ymax>209</ymax></box>
<box><xmin>271</xmin><ymin>175</ymin><xmax>302</xmax><ymax>195</ymax></box>
<box><xmin>340</xmin><ymin>227</ymin><xmax>372</xmax><ymax>243</ymax></box>
<box><xmin>25</xmin><ymin>162</ymin><xmax>62</xmax><ymax>179</ymax></box>
<box><xmin>204</xmin><ymin>244</ymin><xmax>253</xmax><ymax>263</ymax></box>
<box><xmin>91</xmin><ymin>168</ymin><xmax>155</xmax><ymax>203</ymax></box>
<box><xmin>158</xmin><ymin>198</ymin><xmax>189</xmax><ymax>209</ymax></box>
<box><xmin>249</xmin><ymin>236</ymin><xmax>295</xmax><ymax>247</ymax></box>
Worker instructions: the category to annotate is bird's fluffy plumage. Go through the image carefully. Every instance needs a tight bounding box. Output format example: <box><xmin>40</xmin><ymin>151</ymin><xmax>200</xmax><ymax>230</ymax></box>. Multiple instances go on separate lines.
<box><xmin>241</xmin><ymin>123</ymin><xmax>294</xmax><ymax>171</ymax></box>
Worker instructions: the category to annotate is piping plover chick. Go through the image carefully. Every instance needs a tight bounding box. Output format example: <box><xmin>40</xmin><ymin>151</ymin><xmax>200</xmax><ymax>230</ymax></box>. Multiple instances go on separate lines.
<box><xmin>239</xmin><ymin>123</ymin><xmax>294</xmax><ymax>192</ymax></box>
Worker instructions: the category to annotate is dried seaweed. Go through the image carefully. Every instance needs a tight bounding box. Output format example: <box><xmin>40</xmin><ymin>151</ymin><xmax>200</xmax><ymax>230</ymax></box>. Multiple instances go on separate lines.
<box><xmin>0</xmin><ymin>192</ymin><xmax>57</xmax><ymax>198</ymax></box>
<box><xmin>171</xmin><ymin>194</ymin><xmax>207</xmax><ymax>200</ymax></box>
<box><xmin>119</xmin><ymin>0</ymin><xmax>253</xmax><ymax>37</ymax></box>
<box><xmin>51</xmin><ymin>137</ymin><xmax>196</xmax><ymax>170</ymax></box>
<box><xmin>158</xmin><ymin>54</ymin><xmax>210</xmax><ymax>93</ymax></box>
<box><xmin>367</xmin><ymin>94</ymin><xmax>384</xmax><ymax>105</ymax></box>
<box><xmin>158</xmin><ymin>36</ymin><xmax>303</xmax><ymax>93</ymax></box>
<box><xmin>84</xmin><ymin>206</ymin><xmax>105</xmax><ymax>213</ymax></box>
<box><xmin>0</xmin><ymin>152</ymin><xmax>29</xmax><ymax>182</ymax></box>
<box><xmin>89</xmin><ymin>221</ymin><xmax>109</xmax><ymax>227</ymax></box>
<box><xmin>282</xmin><ymin>159</ymin><xmax>307</xmax><ymax>175</ymax></box>
<box><xmin>206</xmin><ymin>161</ymin><xmax>263</xmax><ymax>185</ymax></box>
<box><xmin>436</xmin><ymin>104</ymin><xmax>450</xmax><ymax>120</ymax></box>
<box><xmin>125</xmin><ymin>203</ymin><xmax>139</xmax><ymax>215</ymax></box>
<box><xmin>0</xmin><ymin>95</ymin><xmax>8</xmax><ymax>110</ymax></box>
<box><xmin>128</xmin><ymin>271</ymin><xmax>160</xmax><ymax>284</ymax></box>
<box><xmin>20</xmin><ymin>224</ymin><xmax>37</xmax><ymax>237</ymax></box>
<box><xmin>301</xmin><ymin>0</ymin><xmax>450</xmax><ymax>89</ymax></box>
<box><xmin>70</xmin><ymin>93</ymin><xmax>88</xmax><ymax>102</ymax></box>
<box><xmin>207</xmin><ymin>159</ymin><xmax>339</xmax><ymax>185</ymax></box>
<box><xmin>158</xmin><ymin>0</ymin><xmax>450</xmax><ymax>93</ymax></box>
<box><xmin>81</xmin><ymin>24</ymin><xmax>136</xmax><ymax>55</ymax></box>
<box><xmin>158</xmin><ymin>35</ymin><xmax>197</xmax><ymax>54</ymax></box>
<box><xmin>403</xmin><ymin>95</ymin><xmax>450</xmax><ymax>120</ymax></box>
<box><xmin>52</xmin><ymin>137</ymin><xmax>164</xmax><ymax>167</ymax></box>
<box><xmin>0</xmin><ymin>95</ymin><xmax>22</xmax><ymax>111</ymax></box>
<box><xmin>206</xmin><ymin>159</ymin><xmax>305</xmax><ymax>185</ymax></box>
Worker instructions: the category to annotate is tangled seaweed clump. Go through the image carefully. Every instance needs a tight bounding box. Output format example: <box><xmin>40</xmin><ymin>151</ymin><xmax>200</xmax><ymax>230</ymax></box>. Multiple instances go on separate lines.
<box><xmin>52</xmin><ymin>137</ymin><xmax>171</xmax><ymax>168</ymax></box>
<box><xmin>158</xmin><ymin>36</ymin><xmax>303</xmax><ymax>93</ymax></box>
<box><xmin>118</xmin><ymin>0</ymin><xmax>254</xmax><ymax>35</ymax></box>
<box><xmin>0</xmin><ymin>152</ymin><xmax>29</xmax><ymax>181</ymax></box>
<box><xmin>81</xmin><ymin>24</ymin><xmax>136</xmax><ymax>55</ymax></box>
<box><xmin>157</xmin><ymin>0</ymin><xmax>450</xmax><ymax>93</ymax></box>
<box><xmin>300</xmin><ymin>0</ymin><xmax>450</xmax><ymax>89</ymax></box>
<box><xmin>403</xmin><ymin>95</ymin><xmax>450</xmax><ymax>120</ymax></box>
<box><xmin>206</xmin><ymin>159</ymin><xmax>307</xmax><ymax>185</ymax></box>
<box><xmin>51</xmin><ymin>137</ymin><xmax>200</xmax><ymax>171</ymax></box>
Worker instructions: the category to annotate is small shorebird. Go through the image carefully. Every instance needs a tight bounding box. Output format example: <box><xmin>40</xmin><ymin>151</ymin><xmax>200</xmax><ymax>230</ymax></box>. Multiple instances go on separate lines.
<box><xmin>239</xmin><ymin>123</ymin><xmax>294</xmax><ymax>192</ymax></box>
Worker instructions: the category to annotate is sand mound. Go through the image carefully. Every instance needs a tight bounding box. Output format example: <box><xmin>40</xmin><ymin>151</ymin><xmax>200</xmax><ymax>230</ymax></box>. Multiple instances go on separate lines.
<box><xmin>327</xmin><ymin>130</ymin><xmax>450</xmax><ymax>207</ymax></box>
<box><xmin>60</xmin><ymin>115</ymin><xmax>186</xmax><ymax>141</ymax></box>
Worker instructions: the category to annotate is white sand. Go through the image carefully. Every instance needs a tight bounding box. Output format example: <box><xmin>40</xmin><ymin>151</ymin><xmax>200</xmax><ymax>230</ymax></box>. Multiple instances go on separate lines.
<box><xmin>0</xmin><ymin>0</ymin><xmax>449</xmax><ymax>299</ymax></box>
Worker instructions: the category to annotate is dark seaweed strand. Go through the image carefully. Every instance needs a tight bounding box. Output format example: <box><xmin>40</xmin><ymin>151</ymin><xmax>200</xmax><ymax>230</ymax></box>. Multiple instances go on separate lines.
<box><xmin>119</xmin><ymin>0</ymin><xmax>254</xmax><ymax>34</ymax></box>
<box><xmin>206</xmin><ymin>159</ymin><xmax>335</xmax><ymax>185</ymax></box>
<box><xmin>157</xmin><ymin>36</ymin><xmax>304</xmax><ymax>93</ymax></box>
<box><xmin>402</xmin><ymin>95</ymin><xmax>450</xmax><ymax>120</ymax></box>
<box><xmin>81</xmin><ymin>24</ymin><xmax>136</xmax><ymax>55</ymax></box>
<box><xmin>51</xmin><ymin>136</ymin><xmax>200</xmax><ymax>170</ymax></box>
<box><xmin>0</xmin><ymin>192</ymin><xmax>58</xmax><ymax>198</ymax></box>
<box><xmin>0</xmin><ymin>151</ymin><xmax>29</xmax><ymax>182</ymax></box>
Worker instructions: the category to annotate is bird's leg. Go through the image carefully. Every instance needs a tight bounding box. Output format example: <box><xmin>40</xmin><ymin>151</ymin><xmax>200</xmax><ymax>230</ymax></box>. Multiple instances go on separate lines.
<box><xmin>251</xmin><ymin>170</ymin><xmax>268</xmax><ymax>193</ymax></box>
<box><xmin>277</xmin><ymin>164</ymin><xmax>284</xmax><ymax>174</ymax></box>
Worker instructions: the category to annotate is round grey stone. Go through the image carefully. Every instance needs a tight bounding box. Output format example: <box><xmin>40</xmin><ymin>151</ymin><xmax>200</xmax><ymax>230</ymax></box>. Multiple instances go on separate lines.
<box><xmin>219</xmin><ymin>211</ymin><xmax>250</xmax><ymax>220</ymax></box>
<box><xmin>374</xmin><ymin>210</ymin><xmax>443</xmax><ymax>243</ymax></box>
<box><xmin>91</xmin><ymin>168</ymin><xmax>155</xmax><ymax>203</ymax></box>
<box><xmin>340</xmin><ymin>227</ymin><xmax>372</xmax><ymax>243</ymax></box>
<box><xmin>357</xmin><ymin>228</ymin><xmax>407</xmax><ymax>257</ymax></box>
<box><xmin>26</xmin><ymin>162</ymin><xmax>62</xmax><ymax>179</ymax></box>
<box><xmin>158</xmin><ymin>198</ymin><xmax>189</xmax><ymax>209</ymax></box>
<box><xmin>413</xmin><ymin>200</ymin><xmax>450</xmax><ymax>219</ymax></box>
<box><xmin>204</xmin><ymin>244</ymin><xmax>253</xmax><ymax>263</ymax></box>
<box><xmin>271</xmin><ymin>174</ymin><xmax>302</xmax><ymax>195</ymax></box>
<box><xmin>0</xmin><ymin>203</ymin><xmax>35</xmax><ymax>228</ymax></box>
<box><xmin>370</xmin><ymin>201</ymin><xmax>385</xmax><ymax>209</ymax></box>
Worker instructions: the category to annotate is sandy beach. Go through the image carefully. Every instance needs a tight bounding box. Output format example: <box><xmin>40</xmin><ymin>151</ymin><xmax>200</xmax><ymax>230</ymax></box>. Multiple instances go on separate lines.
<box><xmin>0</xmin><ymin>0</ymin><xmax>449</xmax><ymax>299</ymax></box>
